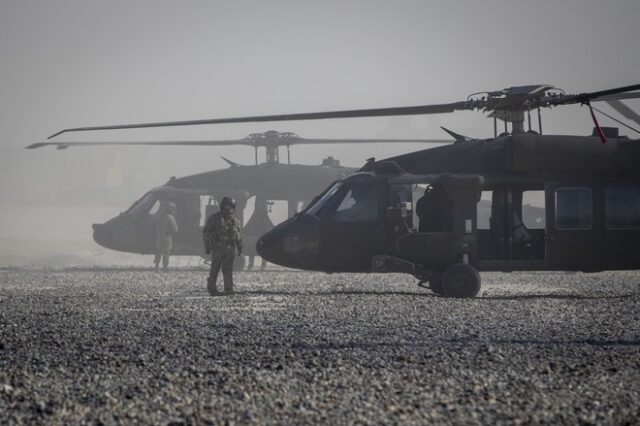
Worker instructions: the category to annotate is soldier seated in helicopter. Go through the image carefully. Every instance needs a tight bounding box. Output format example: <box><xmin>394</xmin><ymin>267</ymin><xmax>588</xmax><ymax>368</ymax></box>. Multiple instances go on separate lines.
<box><xmin>415</xmin><ymin>184</ymin><xmax>453</xmax><ymax>233</ymax></box>
<box><xmin>334</xmin><ymin>184</ymin><xmax>378</xmax><ymax>222</ymax></box>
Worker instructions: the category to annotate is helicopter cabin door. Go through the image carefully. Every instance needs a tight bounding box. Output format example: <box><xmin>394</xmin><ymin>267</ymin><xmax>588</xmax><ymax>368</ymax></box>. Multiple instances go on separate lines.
<box><xmin>602</xmin><ymin>184</ymin><xmax>640</xmax><ymax>269</ymax></box>
<box><xmin>545</xmin><ymin>184</ymin><xmax>600</xmax><ymax>270</ymax></box>
<box><xmin>321</xmin><ymin>180</ymin><xmax>385</xmax><ymax>272</ymax></box>
<box><xmin>477</xmin><ymin>186</ymin><xmax>546</xmax><ymax>267</ymax></box>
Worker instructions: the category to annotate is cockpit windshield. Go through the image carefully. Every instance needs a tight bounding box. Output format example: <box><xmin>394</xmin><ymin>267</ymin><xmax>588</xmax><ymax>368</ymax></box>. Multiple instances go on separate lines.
<box><xmin>306</xmin><ymin>182</ymin><xmax>343</xmax><ymax>217</ymax></box>
<box><xmin>126</xmin><ymin>192</ymin><xmax>160</xmax><ymax>218</ymax></box>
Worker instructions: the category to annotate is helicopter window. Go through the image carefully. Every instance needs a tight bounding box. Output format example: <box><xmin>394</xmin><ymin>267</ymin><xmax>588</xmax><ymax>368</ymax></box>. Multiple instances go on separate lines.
<box><xmin>334</xmin><ymin>183</ymin><xmax>378</xmax><ymax>222</ymax></box>
<box><xmin>605</xmin><ymin>186</ymin><xmax>640</xmax><ymax>230</ymax></box>
<box><xmin>521</xmin><ymin>191</ymin><xmax>545</xmax><ymax>229</ymax></box>
<box><xmin>306</xmin><ymin>182</ymin><xmax>343</xmax><ymax>217</ymax></box>
<box><xmin>555</xmin><ymin>187</ymin><xmax>592</xmax><ymax>230</ymax></box>
<box><xmin>149</xmin><ymin>200</ymin><xmax>161</xmax><ymax>216</ymax></box>
<box><xmin>476</xmin><ymin>191</ymin><xmax>493</xmax><ymax>230</ymax></box>
<box><xmin>127</xmin><ymin>193</ymin><xmax>157</xmax><ymax>218</ymax></box>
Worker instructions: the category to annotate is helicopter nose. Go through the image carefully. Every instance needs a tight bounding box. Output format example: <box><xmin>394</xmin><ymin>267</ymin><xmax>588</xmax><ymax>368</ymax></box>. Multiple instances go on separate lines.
<box><xmin>257</xmin><ymin>213</ymin><xmax>321</xmax><ymax>270</ymax></box>
<box><xmin>92</xmin><ymin>223</ymin><xmax>112</xmax><ymax>248</ymax></box>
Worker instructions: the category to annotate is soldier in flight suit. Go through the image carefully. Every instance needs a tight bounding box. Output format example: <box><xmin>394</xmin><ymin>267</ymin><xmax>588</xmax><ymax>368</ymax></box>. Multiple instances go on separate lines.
<box><xmin>154</xmin><ymin>202</ymin><xmax>179</xmax><ymax>272</ymax></box>
<box><xmin>416</xmin><ymin>184</ymin><xmax>452</xmax><ymax>232</ymax></box>
<box><xmin>203</xmin><ymin>196</ymin><xmax>243</xmax><ymax>295</ymax></box>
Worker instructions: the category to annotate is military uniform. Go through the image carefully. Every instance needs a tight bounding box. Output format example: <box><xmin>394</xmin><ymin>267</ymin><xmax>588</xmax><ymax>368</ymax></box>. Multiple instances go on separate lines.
<box><xmin>154</xmin><ymin>203</ymin><xmax>179</xmax><ymax>271</ymax></box>
<box><xmin>203</xmin><ymin>211</ymin><xmax>242</xmax><ymax>294</ymax></box>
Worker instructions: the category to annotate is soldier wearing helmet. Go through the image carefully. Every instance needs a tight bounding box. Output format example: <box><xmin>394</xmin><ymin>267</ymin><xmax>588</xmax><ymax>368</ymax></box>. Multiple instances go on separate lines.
<box><xmin>203</xmin><ymin>196</ymin><xmax>243</xmax><ymax>295</ymax></box>
<box><xmin>154</xmin><ymin>201</ymin><xmax>179</xmax><ymax>272</ymax></box>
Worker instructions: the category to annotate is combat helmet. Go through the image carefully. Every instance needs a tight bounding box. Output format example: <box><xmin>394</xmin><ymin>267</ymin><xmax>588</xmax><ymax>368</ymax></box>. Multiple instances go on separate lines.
<box><xmin>165</xmin><ymin>201</ymin><xmax>177</xmax><ymax>213</ymax></box>
<box><xmin>220</xmin><ymin>196</ymin><xmax>237</xmax><ymax>211</ymax></box>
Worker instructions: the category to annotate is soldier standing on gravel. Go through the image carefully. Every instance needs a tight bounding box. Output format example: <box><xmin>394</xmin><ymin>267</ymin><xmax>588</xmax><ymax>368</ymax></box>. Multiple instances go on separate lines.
<box><xmin>154</xmin><ymin>202</ymin><xmax>179</xmax><ymax>272</ymax></box>
<box><xmin>203</xmin><ymin>196</ymin><xmax>243</xmax><ymax>295</ymax></box>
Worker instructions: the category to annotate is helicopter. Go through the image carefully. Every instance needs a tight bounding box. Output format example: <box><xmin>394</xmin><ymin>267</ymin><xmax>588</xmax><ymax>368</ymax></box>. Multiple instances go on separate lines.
<box><xmin>29</xmin><ymin>130</ymin><xmax>449</xmax><ymax>269</ymax></box>
<box><xmin>40</xmin><ymin>83</ymin><xmax>640</xmax><ymax>297</ymax></box>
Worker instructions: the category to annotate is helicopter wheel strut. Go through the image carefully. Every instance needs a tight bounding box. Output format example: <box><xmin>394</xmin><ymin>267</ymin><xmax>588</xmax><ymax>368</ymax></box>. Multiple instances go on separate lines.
<box><xmin>428</xmin><ymin>273</ymin><xmax>445</xmax><ymax>296</ymax></box>
<box><xmin>417</xmin><ymin>272</ymin><xmax>445</xmax><ymax>296</ymax></box>
<box><xmin>442</xmin><ymin>263</ymin><xmax>481</xmax><ymax>298</ymax></box>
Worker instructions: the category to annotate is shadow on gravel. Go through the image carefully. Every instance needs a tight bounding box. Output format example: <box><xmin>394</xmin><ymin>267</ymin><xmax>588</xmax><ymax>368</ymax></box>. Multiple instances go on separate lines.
<box><xmin>276</xmin><ymin>337</ymin><xmax>640</xmax><ymax>352</ymax></box>
<box><xmin>241</xmin><ymin>290</ymin><xmax>437</xmax><ymax>297</ymax></box>
<box><xmin>479</xmin><ymin>293</ymin><xmax>637</xmax><ymax>300</ymax></box>
<box><xmin>32</xmin><ymin>267</ymin><xmax>307</xmax><ymax>273</ymax></box>
<box><xmin>148</xmin><ymin>289</ymin><xmax>637</xmax><ymax>300</ymax></box>
<box><xmin>164</xmin><ymin>290</ymin><xmax>437</xmax><ymax>298</ymax></box>
<box><xmin>491</xmin><ymin>338</ymin><xmax>640</xmax><ymax>347</ymax></box>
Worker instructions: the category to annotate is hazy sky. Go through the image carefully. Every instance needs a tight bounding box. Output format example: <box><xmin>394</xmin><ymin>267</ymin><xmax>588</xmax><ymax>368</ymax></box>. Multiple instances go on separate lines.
<box><xmin>1</xmin><ymin>0</ymin><xmax>639</xmax><ymax>250</ymax></box>
<box><xmin>2</xmin><ymin>0</ymin><xmax>639</xmax><ymax>146</ymax></box>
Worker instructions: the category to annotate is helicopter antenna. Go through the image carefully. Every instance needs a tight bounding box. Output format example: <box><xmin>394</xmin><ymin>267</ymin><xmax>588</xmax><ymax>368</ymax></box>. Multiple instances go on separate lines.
<box><xmin>439</xmin><ymin>126</ymin><xmax>471</xmax><ymax>142</ymax></box>
<box><xmin>220</xmin><ymin>156</ymin><xmax>242</xmax><ymax>167</ymax></box>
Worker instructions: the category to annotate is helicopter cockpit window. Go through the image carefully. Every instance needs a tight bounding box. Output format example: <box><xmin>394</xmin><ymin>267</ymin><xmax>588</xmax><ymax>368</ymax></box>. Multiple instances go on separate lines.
<box><xmin>555</xmin><ymin>187</ymin><xmax>592</xmax><ymax>230</ymax></box>
<box><xmin>149</xmin><ymin>200</ymin><xmax>161</xmax><ymax>216</ymax></box>
<box><xmin>127</xmin><ymin>193</ymin><xmax>157</xmax><ymax>218</ymax></box>
<box><xmin>334</xmin><ymin>183</ymin><xmax>378</xmax><ymax>222</ymax></box>
<box><xmin>605</xmin><ymin>186</ymin><xmax>640</xmax><ymax>230</ymax></box>
<box><xmin>306</xmin><ymin>182</ymin><xmax>343</xmax><ymax>218</ymax></box>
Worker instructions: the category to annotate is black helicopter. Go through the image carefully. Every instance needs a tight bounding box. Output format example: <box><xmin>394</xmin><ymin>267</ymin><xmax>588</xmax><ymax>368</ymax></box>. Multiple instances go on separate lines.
<box><xmin>41</xmin><ymin>83</ymin><xmax>640</xmax><ymax>297</ymax></box>
<box><xmin>29</xmin><ymin>130</ymin><xmax>448</xmax><ymax>268</ymax></box>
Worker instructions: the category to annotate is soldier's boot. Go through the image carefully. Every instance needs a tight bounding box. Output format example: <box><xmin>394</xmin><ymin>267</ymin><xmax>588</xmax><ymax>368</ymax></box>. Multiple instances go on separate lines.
<box><xmin>162</xmin><ymin>255</ymin><xmax>169</xmax><ymax>272</ymax></box>
<box><xmin>222</xmin><ymin>271</ymin><xmax>234</xmax><ymax>295</ymax></box>
<box><xmin>207</xmin><ymin>277</ymin><xmax>220</xmax><ymax>296</ymax></box>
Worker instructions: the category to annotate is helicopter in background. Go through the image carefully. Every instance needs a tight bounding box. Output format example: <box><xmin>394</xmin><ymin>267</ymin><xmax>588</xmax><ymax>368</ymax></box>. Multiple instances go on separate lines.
<box><xmin>29</xmin><ymin>130</ymin><xmax>449</xmax><ymax>268</ymax></box>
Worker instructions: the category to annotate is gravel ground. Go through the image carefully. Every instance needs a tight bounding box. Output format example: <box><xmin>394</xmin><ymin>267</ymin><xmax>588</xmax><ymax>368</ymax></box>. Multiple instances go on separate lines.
<box><xmin>1</xmin><ymin>268</ymin><xmax>639</xmax><ymax>425</ymax></box>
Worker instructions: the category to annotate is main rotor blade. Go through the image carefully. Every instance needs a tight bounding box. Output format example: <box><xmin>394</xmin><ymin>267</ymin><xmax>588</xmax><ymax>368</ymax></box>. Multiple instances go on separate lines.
<box><xmin>292</xmin><ymin>137</ymin><xmax>452</xmax><ymax>145</ymax></box>
<box><xmin>596</xmin><ymin>92</ymin><xmax>640</xmax><ymax>102</ymax></box>
<box><xmin>47</xmin><ymin>102</ymin><xmax>463</xmax><ymax>139</ymax></box>
<box><xmin>606</xmin><ymin>100</ymin><xmax>640</xmax><ymax>127</ymax></box>
<box><xmin>26</xmin><ymin>139</ymin><xmax>253</xmax><ymax>149</ymax></box>
<box><xmin>556</xmin><ymin>83</ymin><xmax>640</xmax><ymax>105</ymax></box>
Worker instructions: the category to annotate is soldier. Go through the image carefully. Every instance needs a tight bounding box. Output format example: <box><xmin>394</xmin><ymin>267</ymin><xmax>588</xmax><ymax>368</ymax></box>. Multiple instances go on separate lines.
<box><xmin>203</xmin><ymin>196</ymin><xmax>243</xmax><ymax>295</ymax></box>
<box><xmin>416</xmin><ymin>184</ymin><xmax>452</xmax><ymax>232</ymax></box>
<box><xmin>154</xmin><ymin>202</ymin><xmax>179</xmax><ymax>272</ymax></box>
<box><xmin>335</xmin><ymin>185</ymin><xmax>377</xmax><ymax>221</ymax></box>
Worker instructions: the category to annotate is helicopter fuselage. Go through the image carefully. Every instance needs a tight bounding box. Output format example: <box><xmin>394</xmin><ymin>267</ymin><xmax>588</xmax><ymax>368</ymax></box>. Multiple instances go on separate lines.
<box><xmin>257</xmin><ymin>133</ymin><xmax>640</xmax><ymax>277</ymax></box>
<box><xmin>92</xmin><ymin>161</ymin><xmax>355</xmax><ymax>257</ymax></box>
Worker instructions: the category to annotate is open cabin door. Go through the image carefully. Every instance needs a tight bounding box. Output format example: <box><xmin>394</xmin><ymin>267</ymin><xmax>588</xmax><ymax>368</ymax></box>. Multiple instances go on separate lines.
<box><xmin>393</xmin><ymin>176</ymin><xmax>482</xmax><ymax>271</ymax></box>
<box><xmin>477</xmin><ymin>186</ymin><xmax>546</xmax><ymax>269</ymax></box>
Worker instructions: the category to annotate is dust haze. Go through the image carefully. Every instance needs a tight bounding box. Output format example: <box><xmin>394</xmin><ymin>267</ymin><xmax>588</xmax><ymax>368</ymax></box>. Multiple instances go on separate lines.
<box><xmin>1</xmin><ymin>0</ymin><xmax>639</xmax><ymax>265</ymax></box>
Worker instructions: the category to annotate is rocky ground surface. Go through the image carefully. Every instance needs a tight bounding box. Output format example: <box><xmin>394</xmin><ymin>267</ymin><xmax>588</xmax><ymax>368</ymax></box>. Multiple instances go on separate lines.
<box><xmin>0</xmin><ymin>267</ymin><xmax>639</xmax><ymax>425</ymax></box>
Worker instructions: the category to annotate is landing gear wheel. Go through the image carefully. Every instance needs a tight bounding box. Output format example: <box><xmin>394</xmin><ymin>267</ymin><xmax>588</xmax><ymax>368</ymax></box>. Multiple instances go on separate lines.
<box><xmin>443</xmin><ymin>263</ymin><xmax>481</xmax><ymax>298</ymax></box>
<box><xmin>428</xmin><ymin>273</ymin><xmax>445</xmax><ymax>296</ymax></box>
